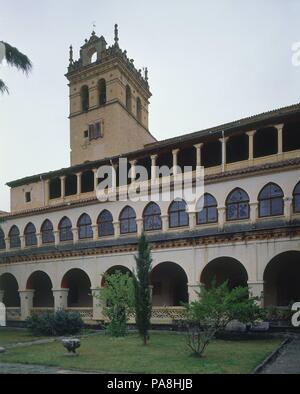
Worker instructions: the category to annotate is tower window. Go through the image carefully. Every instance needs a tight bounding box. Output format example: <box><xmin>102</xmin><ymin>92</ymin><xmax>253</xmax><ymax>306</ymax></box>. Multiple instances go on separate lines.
<box><xmin>126</xmin><ymin>85</ymin><xmax>132</xmax><ymax>112</ymax></box>
<box><xmin>98</xmin><ymin>79</ymin><xmax>107</xmax><ymax>106</ymax></box>
<box><xmin>136</xmin><ymin>97</ymin><xmax>142</xmax><ymax>122</ymax></box>
<box><xmin>88</xmin><ymin>122</ymin><xmax>102</xmax><ymax>140</ymax></box>
<box><xmin>81</xmin><ymin>85</ymin><xmax>89</xmax><ymax>112</ymax></box>
<box><xmin>25</xmin><ymin>192</ymin><xmax>31</xmax><ymax>203</ymax></box>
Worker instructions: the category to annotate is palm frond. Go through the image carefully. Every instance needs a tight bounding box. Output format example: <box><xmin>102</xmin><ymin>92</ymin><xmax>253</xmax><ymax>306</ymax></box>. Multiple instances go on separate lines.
<box><xmin>1</xmin><ymin>41</ymin><xmax>32</xmax><ymax>74</ymax></box>
<box><xmin>0</xmin><ymin>79</ymin><xmax>9</xmax><ymax>94</ymax></box>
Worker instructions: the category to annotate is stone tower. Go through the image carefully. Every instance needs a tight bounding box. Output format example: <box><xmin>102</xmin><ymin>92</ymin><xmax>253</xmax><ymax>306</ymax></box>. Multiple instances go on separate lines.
<box><xmin>66</xmin><ymin>25</ymin><xmax>156</xmax><ymax>166</ymax></box>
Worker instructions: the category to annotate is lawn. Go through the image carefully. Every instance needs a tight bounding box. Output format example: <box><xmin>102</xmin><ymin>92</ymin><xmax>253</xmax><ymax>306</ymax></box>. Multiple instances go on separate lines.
<box><xmin>0</xmin><ymin>328</ymin><xmax>48</xmax><ymax>346</ymax></box>
<box><xmin>0</xmin><ymin>332</ymin><xmax>281</xmax><ymax>374</ymax></box>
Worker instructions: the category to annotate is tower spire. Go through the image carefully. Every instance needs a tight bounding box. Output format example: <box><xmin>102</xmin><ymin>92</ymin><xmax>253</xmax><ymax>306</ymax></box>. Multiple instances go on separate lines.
<box><xmin>69</xmin><ymin>45</ymin><xmax>73</xmax><ymax>65</ymax></box>
<box><xmin>114</xmin><ymin>24</ymin><xmax>119</xmax><ymax>47</ymax></box>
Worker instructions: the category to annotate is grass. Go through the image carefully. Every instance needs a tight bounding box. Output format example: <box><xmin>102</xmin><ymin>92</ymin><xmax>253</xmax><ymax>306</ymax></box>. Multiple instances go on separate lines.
<box><xmin>0</xmin><ymin>328</ymin><xmax>48</xmax><ymax>346</ymax></box>
<box><xmin>0</xmin><ymin>332</ymin><xmax>281</xmax><ymax>374</ymax></box>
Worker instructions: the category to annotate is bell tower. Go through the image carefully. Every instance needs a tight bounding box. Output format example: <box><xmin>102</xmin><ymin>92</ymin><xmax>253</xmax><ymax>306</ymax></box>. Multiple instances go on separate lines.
<box><xmin>66</xmin><ymin>25</ymin><xmax>156</xmax><ymax>166</ymax></box>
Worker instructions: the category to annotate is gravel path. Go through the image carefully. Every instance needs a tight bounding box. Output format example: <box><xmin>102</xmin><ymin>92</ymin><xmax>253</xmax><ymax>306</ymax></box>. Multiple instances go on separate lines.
<box><xmin>261</xmin><ymin>338</ymin><xmax>300</xmax><ymax>374</ymax></box>
<box><xmin>0</xmin><ymin>362</ymin><xmax>98</xmax><ymax>374</ymax></box>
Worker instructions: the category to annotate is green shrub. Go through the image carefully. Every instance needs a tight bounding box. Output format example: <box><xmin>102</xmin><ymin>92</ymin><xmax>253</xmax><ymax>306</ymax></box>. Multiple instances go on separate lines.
<box><xmin>26</xmin><ymin>310</ymin><xmax>84</xmax><ymax>336</ymax></box>
<box><xmin>96</xmin><ymin>271</ymin><xmax>135</xmax><ymax>337</ymax></box>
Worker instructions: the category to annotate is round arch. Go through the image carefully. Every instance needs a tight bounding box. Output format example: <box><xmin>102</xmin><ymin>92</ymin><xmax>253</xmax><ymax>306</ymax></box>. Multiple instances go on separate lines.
<box><xmin>101</xmin><ymin>265</ymin><xmax>133</xmax><ymax>287</ymax></box>
<box><xmin>61</xmin><ymin>269</ymin><xmax>92</xmax><ymax>308</ymax></box>
<box><xmin>0</xmin><ymin>273</ymin><xmax>20</xmax><ymax>307</ymax></box>
<box><xmin>263</xmin><ymin>251</ymin><xmax>300</xmax><ymax>307</ymax></box>
<box><xmin>200</xmin><ymin>257</ymin><xmax>248</xmax><ymax>290</ymax></box>
<box><xmin>26</xmin><ymin>271</ymin><xmax>54</xmax><ymax>308</ymax></box>
<box><xmin>151</xmin><ymin>262</ymin><xmax>188</xmax><ymax>306</ymax></box>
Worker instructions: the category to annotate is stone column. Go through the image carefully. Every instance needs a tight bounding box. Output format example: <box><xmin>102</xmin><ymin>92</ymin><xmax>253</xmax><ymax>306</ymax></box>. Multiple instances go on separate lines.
<box><xmin>151</xmin><ymin>154</ymin><xmax>158</xmax><ymax>181</ymax></box>
<box><xmin>77</xmin><ymin>172</ymin><xmax>82</xmax><ymax>195</ymax></box>
<box><xmin>248</xmin><ymin>282</ymin><xmax>264</xmax><ymax>307</ymax></box>
<box><xmin>276</xmin><ymin>124</ymin><xmax>284</xmax><ymax>155</ymax></box>
<box><xmin>53</xmin><ymin>289</ymin><xmax>69</xmax><ymax>311</ymax></box>
<box><xmin>172</xmin><ymin>149</ymin><xmax>180</xmax><ymax>176</ymax></box>
<box><xmin>250</xmin><ymin>202</ymin><xmax>258</xmax><ymax>225</ymax></box>
<box><xmin>54</xmin><ymin>230</ymin><xmax>60</xmax><ymax>246</ymax></box>
<box><xmin>92</xmin><ymin>225</ymin><xmax>98</xmax><ymax>241</ymax></box>
<box><xmin>113</xmin><ymin>221</ymin><xmax>120</xmax><ymax>238</ymax></box>
<box><xmin>247</xmin><ymin>131</ymin><xmax>256</xmax><ymax>161</ymax></box>
<box><xmin>72</xmin><ymin>228</ymin><xmax>79</xmax><ymax>244</ymax></box>
<box><xmin>188</xmin><ymin>283</ymin><xmax>201</xmax><ymax>303</ymax></box>
<box><xmin>0</xmin><ymin>290</ymin><xmax>4</xmax><ymax>303</ymax></box>
<box><xmin>219</xmin><ymin>137</ymin><xmax>229</xmax><ymax>171</ymax></box>
<box><xmin>20</xmin><ymin>235</ymin><xmax>25</xmax><ymax>249</ymax></box>
<box><xmin>284</xmin><ymin>198</ymin><xmax>293</xmax><ymax>221</ymax></box>
<box><xmin>91</xmin><ymin>288</ymin><xmax>104</xmax><ymax>320</ymax></box>
<box><xmin>136</xmin><ymin>218</ymin><xmax>143</xmax><ymax>236</ymax></box>
<box><xmin>36</xmin><ymin>233</ymin><xmax>42</xmax><ymax>248</ymax></box>
<box><xmin>129</xmin><ymin>160</ymin><xmax>137</xmax><ymax>182</ymax></box>
<box><xmin>60</xmin><ymin>176</ymin><xmax>66</xmax><ymax>199</ymax></box>
<box><xmin>5</xmin><ymin>238</ymin><xmax>10</xmax><ymax>251</ymax></box>
<box><xmin>218</xmin><ymin>207</ymin><xmax>226</xmax><ymax>230</ymax></box>
<box><xmin>194</xmin><ymin>143</ymin><xmax>203</xmax><ymax>168</ymax></box>
<box><xmin>45</xmin><ymin>179</ymin><xmax>50</xmax><ymax>206</ymax></box>
<box><xmin>93</xmin><ymin>169</ymin><xmax>98</xmax><ymax>192</ymax></box>
<box><xmin>161</xmin><ymin>215</ymin><xmax>169</xmax><ymax>232</ymax></box>
<box><xmin>19</xmin><ymin>290</ymin><xmax>35</xmax><ymax>320</ymax></box>
<box><xmin>188</xmin><ymin>212</ymin><xmax>196</xmax><ymax>230</ymax></box>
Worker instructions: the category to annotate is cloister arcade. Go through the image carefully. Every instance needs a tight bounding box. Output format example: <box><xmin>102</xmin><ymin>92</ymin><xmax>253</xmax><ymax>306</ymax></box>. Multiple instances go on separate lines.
<box><xmin>1</xmin><ymin>241</ymin><xmax>299</xmax><ymax>323</ymax></box>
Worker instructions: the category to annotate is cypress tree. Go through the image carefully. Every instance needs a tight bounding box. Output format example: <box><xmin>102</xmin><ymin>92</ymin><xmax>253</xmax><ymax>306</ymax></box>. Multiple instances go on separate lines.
<box><xmin>134</xmin><ymin>233</ymin><xmax>153</xmax><ymax>345</ymax></box>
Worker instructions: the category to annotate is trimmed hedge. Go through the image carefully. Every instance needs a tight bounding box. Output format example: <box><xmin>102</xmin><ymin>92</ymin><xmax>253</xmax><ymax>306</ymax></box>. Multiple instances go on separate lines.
<box><xmin>26</xmin><ymin>310</ymin><xmax>84</xmax><ymax>336</ymax></box>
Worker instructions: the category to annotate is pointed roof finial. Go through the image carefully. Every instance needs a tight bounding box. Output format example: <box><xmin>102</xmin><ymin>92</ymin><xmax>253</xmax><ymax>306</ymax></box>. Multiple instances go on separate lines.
<box><xmin>69</xmin><ymin>45</ymin><xmax>73</xmax><ymax>65</ymax></box>
<box><xmin>114</xmin><ymin>24</ymin><xmax>119</xmax><ymax>46</ymax></box>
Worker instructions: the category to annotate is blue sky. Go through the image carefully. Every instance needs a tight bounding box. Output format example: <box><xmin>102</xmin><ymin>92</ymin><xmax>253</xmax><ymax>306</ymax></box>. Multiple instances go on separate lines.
<box><xmin>1</xmin><ymin>0</ymin><xmax>300</xmax><ymax>211</ymax></box>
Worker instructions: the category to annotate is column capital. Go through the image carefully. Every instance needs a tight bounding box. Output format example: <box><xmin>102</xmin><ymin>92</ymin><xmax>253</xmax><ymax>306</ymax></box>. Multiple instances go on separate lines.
<box><xmin>275</xmin><ymin>123</ymin><xmax>284</xmax><ymax>131</ymax></box>
<box><xmin>172</xmin><ymin>148</ymin><xmax>180</xmax><ymax>155</ymax></box>
<box><xmin>194</xmin><ymin>143</ymin><xmax>204</xmax><ymax>149</ymax></box>
<box><xmin>150</xmin><ymin>154</ymin><xmax>158</xmax><ymax>160</ymax></box>
<box><xmin>219</xmin><ymin>136</ymin><xmax>229</xmax><ymax>143</ymax></box>
<box><xmin>52</xmin><ymin>288</ymin><xmax>69</xmax><ymax>293</ymax></box>
<box><xmin>19</xmin><ymin>289</ymin><xmax>35</xmax><ymax>296</ymax></box>
<box><xmin>246</xmin><ymin>130</ymin><xmax>257</xmax><ymax>137</ymax></box>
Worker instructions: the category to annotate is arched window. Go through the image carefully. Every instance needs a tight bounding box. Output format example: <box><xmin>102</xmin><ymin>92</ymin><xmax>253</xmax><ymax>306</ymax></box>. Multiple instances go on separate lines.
<box><xmin>293</xmin><ymin>182</ymin><xmax>300</xmax><ymax>213</ymax></box>
<box><xmin>9</xmin><ymin>226</ymin><xmax>21</xmax><ymax>248</ymax></box>
<box><xmin>81</xmin><ymin>85</ymin><xmax>89</xmax><ymax>112</ymax></box>
<box><xmin>143</xmin><ymin>202</ymin><xmax>162</xmax><ymax>231</ymax></box>
<box><xmin>258</xmin><ymin>183</ymin><xmax>284</xmax><ymax>217</ymax></box>
<box><xmin>136</xmin><ymin>97</ymin><xmax>142</xmax><ymax>122</ymax></box>
<box><xmin>59</xmin><ymin>217</ymin><xmax>73</xmax><ymax>242</ymax></box>
<box><xmin>24</xmin><ymin>223</ymin><xmax>37</xmax><ymax>247</ymax></box>
<box><xmin>78</xmin><ymin>213</ymin><xmax>93</xmax><ymax>240</ymax></box>
<box><xmin>97</xmin><ymin>210</ymin><xmax>114</xmax><ymax>237</ymax></box>
<box><xmin>169</xmin><ymin>200</ymin><xmax>189</xmax><ymax>228</ymax></box>
<box><xmin>226</xmin><ymin>188</ymin><xmax>250</xmax><ymax>221</ymax></box>
<box><xmin>41</xmin><ymin>220</ymin><xmax>55</xmax><ymax>244</ymax></box>
<box><xmin>119</xmin><ymin>206</ymin><xmax>137</xmax><ymax>234</ymax></box>
<box><xmin>196</xmin><ymin>194</ymin><xmax>218</xmax><ymax>225</ymax></box>
<box><xmin>0</xmin><ymin>228</ymin><xmax>6</xmax><ymax>250</ymax></box>
<box><xmin>126</xmin><ymin>85</ymin><xmax>132</xmax><ymax>112</ymax></box>
<box><xmin>98</xmin><ymin>79</ymin><xmax>107</xmax><ymax>106</ymax></box>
